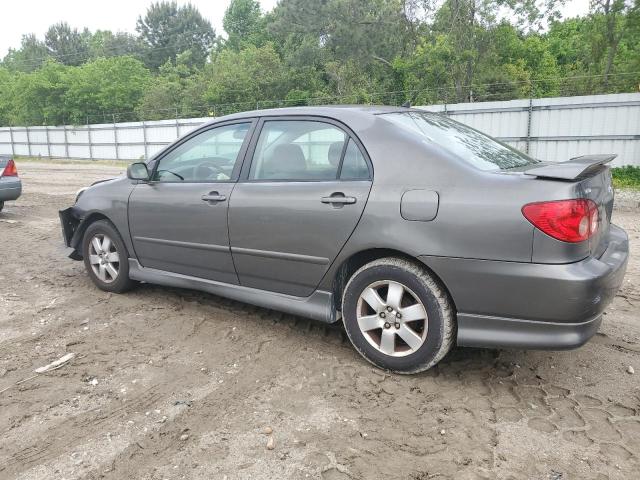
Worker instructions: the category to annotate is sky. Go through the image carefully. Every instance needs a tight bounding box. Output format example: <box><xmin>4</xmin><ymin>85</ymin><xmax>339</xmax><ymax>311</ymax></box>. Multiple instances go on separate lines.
<box><xmin>1</xmin><ymin>0</ymin><xmax>591</xmax><ymax>58</ymax></box>
<box><xmin>0</xmin><ymin>0</ymin><xmax>279</xmax><ymax>57</ymax></box>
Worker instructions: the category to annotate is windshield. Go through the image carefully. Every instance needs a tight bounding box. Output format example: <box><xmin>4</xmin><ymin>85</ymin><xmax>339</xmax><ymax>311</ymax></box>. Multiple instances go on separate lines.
<box><xmin>382</xmin><ymin>111</ymin><xmax>540</xmax><ymax>171</ymax></box>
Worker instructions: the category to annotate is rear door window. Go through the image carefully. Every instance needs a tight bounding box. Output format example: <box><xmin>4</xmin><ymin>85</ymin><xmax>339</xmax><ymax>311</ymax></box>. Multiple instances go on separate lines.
<box><xmin>339</xmin><ymin>139</ymin><xmax>370</xmax><ymax>180</ymax></box>
<box><xmin>249</xmin><ymin>120</ymin><xmax>347</xmax><ymax>181</ymax></box>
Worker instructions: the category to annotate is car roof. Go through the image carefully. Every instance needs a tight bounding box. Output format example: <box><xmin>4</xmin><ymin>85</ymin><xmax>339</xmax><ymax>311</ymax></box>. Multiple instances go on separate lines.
<box><xmin>208</xmin><ymin>105</ymin><xmax>415</xmax><ymax>124</ymax></box>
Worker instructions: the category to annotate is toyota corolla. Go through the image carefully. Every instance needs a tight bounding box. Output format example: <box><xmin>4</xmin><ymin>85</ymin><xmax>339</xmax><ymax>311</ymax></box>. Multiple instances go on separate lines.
<box><xmin>59</xmin><ymin>106</ymin><xmax>629</xmax><ymax>373</ymax></box>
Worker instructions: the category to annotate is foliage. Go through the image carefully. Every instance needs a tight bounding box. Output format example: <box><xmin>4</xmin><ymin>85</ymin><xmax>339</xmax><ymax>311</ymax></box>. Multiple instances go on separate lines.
<box><xmin>612</xmin><ymin>166</ymin><xmax>640</xmax><ymax>189</ymax></box>
<box><xmin>45</xmin><ymin>22</ymin><xmax>91</xmax><ymax>66</ymax></box>
<box><xmin>0</xmin><ymin>57</ymin><xmax>150</xmax><ymax>125</ymax></box>
<box><xmin>136</xmin><ymin>1</ymin><xmax>216</xmax><ymax>70</ymax></box>
<box><xmin>0</xmin><ymin>0</ymin><xmax>639</xmax><ymax>125</ymax></box>
<box><xmin>202</xmin><ymin>43</ymin><xmax>291</xmax><ymax>113</ymax></box>
<box><xmin>223</xmin><ymin>0</ymin><xmax>263</xmax><ymax>50</ymax></box>
<box><xmin>2</xmin><ymin>34</ymin><xmax>51</xmax><ymax>72</ymax></box>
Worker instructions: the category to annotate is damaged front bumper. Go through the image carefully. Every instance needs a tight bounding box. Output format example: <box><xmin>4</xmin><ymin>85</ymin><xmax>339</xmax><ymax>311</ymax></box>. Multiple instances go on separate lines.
<box><xmin>59</xmin><ymin>207</ymin><xmax>82</xmax><ymax>260</ymax></box>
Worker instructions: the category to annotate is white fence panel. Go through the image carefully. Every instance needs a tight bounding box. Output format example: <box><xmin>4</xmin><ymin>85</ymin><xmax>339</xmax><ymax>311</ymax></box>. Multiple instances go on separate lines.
<box><xmin>0</xmin><ymin>94</ymin><xmax>638</xmax><ymax>166</ymax></box>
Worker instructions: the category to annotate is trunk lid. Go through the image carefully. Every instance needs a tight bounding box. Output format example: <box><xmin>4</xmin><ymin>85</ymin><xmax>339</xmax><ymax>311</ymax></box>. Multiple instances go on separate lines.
<box><xmin>523</xmin><ymin>154</ymin><xmax>615</xmax><ymax>259</ymax></box>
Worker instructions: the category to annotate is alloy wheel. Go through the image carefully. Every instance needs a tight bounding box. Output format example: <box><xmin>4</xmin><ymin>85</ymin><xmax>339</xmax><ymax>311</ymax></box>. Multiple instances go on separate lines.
<box><xmin>88</xmin><ymin>233</ymin><xmax>120</xmax><ymax>284</ymax></box>
<box><xmin>356</xmin><ymin>280</ymin><xmax>428</xmax><ymax>357</ymax></box>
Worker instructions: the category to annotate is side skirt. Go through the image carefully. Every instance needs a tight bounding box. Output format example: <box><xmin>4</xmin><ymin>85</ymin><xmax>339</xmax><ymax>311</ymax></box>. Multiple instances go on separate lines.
<box><xmin>128</xmin><ymin>259</ymin><xmax>336</xmax><ymax>323</ymax></box>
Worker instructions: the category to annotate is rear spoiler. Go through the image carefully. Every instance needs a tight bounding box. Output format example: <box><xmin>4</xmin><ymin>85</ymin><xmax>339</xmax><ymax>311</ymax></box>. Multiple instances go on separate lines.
<box><xmin>524</xmin><ymin>154</ymin><xmax>616</xmax><ymax>180</ymax></box>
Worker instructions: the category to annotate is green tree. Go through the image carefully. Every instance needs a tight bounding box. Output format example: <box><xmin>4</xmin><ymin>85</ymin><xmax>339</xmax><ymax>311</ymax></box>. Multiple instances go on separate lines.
<box><xmin>136</xmin><ymin>53</ymin><xmax>206</xmax><ymax>120</ymax></box>
<box><xmin>9</xmin><ymin>60</ymin><xmax>68</xmax><ymax>125</ymax></box>
<box><xmin>45</xmin><ymin>22</ymin><xmax>90</xmax><ymax>66</ymax></box>
<box><xmin>223</xmin><ymin>0</ymin><xmax>263</xmax><ymax>50</ymax></box>
<box><xmin>202</xmin><ymin>43</ymin><xmax>290</xmax><ymax>113</ymax></box>
<box><xmin>2</xmin><ymin>34</ymin><xmax>50</xmax><ymax>72</ymax></box>
<box><xmin>136</xmin><ymin>1</ymin><xmax>216</xmax><ymax>69</ymax></box>
<box><xmin>63</xmin><ymin>56</ymin><xmax>151</xmax><ymax>123</ymax></box>
<box><xmin>89</xmin><ymin>30</ymin><xmax>142</xmax><ymax>59</ymax></box>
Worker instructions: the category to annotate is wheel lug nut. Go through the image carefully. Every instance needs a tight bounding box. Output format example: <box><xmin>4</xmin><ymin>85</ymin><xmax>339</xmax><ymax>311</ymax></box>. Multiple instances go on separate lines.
<box><xmin>380</xmin><ymin>312</ymin><xmax>386</xmax><ymax>318</ymax></box>
<box><xmin>386</xmin><ymin>306</ymin><xmax>393</xmax><ymax>312</ymax></box>
<box><xmin>394</xmin><ymin>323</ymin><xmax>400</xmax><ymax>329</ymax></box>
<box><xmin>384</xmin><ymin>322</ymin><xmax>391</xmax><ymax>329</ymax></box>
<box><xmin>396</xmin><ymin>312</ymin><xmax>402</xmax><ymax>319</ymax></box>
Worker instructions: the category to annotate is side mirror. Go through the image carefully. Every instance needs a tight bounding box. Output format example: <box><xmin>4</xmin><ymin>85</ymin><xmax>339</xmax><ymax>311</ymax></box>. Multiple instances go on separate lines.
<box><xmin>127</xmin><ymin>162</ymin><xmax>150</xmax><ymax>181</ymax></box>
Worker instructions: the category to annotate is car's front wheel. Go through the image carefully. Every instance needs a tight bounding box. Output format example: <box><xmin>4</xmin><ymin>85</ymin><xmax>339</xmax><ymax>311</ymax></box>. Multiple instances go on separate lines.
<box><xmin>342</xmin><ymin>257</ymin><xmax>455</xmax><ymax>373</ymax></box>
<box><xmin>82</xmin><ymin>219</ymin><xmax>135</xmax><ymax>293</ymax></box>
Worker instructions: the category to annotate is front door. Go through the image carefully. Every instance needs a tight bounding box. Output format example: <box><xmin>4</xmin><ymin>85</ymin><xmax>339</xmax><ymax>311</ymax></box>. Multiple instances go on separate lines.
<box><xmin>229</xmin><ymin>118</ymin><xmax>373</xmax><ymax>296</ymax></box>
<box><xmin>129</xmin><ymin>121</ymin><xmax>254</xmax><ymax>283</ymax></box>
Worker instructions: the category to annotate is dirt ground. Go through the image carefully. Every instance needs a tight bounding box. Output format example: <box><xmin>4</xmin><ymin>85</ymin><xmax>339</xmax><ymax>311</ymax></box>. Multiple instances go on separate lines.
<box><xmin>1</xmin><ymin>161</ymin><xmax>639</xmax><ymax>480</ymax></box>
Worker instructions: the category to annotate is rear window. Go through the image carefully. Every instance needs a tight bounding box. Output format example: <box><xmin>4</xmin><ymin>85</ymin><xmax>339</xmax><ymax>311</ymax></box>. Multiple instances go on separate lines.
<box><xmin>382</xmin><ymin>111</ymin><xmax>540</xmax><ymax>171</ymax></box>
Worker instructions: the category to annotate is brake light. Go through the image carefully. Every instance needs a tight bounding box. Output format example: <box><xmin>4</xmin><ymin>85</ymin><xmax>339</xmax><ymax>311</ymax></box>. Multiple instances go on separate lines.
<box><xmin>522</xmin><ymin>199</ymin><xmax>599</xmax><ymax>243</ymax></box>
<box><xmin>2</xmin><ymin>159</ymin><xmax>18</xmax><ymax>177</ymax></box>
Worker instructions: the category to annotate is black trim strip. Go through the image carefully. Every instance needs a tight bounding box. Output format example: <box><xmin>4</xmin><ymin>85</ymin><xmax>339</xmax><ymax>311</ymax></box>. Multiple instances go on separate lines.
<box><xmin>231</xmin><ymin>246</ymin><xmax>329</xmax><ymax>265</ymax></box>
<box><xmin>134</xmin><ymin>236</ymin><xmax>230</xmax><ymax>253</ymax></box>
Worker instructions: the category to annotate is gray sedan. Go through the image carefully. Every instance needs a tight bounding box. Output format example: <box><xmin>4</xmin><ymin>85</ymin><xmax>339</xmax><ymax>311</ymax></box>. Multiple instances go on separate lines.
<box><xmin>59</xmin><ymin>106</ymin><xmax>629</xmax><ymax>373</ymax></box>
<box><xmin>0</xmin><ymin>156</ymin><xmax>21</xmax><ymax>212</ymax></box>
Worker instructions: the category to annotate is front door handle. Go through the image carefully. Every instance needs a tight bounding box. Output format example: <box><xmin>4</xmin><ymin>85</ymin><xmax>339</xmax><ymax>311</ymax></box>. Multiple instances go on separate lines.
<box><xmin>201</xmin><ymin>192</ymin><xmax>227</xmax><ymax>203</ymax></box>
<box><xmin>321</xmin><ymin>193</ymin><xmax>357</xmax><ymax>205</ymax></box>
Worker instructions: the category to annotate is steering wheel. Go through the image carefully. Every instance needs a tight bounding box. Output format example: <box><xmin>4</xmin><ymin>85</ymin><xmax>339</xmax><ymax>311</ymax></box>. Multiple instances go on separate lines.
<box><xmin>195</xmin><ymin>159</ymin><xmax>227</xmax><ymax>180</ymax></box>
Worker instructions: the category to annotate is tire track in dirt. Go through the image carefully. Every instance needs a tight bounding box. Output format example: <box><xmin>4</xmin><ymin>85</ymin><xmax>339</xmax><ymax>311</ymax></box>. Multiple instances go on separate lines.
<box><xmin>1</xmin><ymin>163</ymin><xmax>639</xmax><ymax>479</ymax></box>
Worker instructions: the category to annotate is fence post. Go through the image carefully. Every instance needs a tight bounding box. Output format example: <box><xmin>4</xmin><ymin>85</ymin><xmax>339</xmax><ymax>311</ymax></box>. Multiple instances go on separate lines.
<box><xmin>45</xmin><ymin>125</ymin><xmax>51</xmax><ymax>158</ymax></box>
<box><xmin>526</xmin><ymin>97</ymin><xmax>533</xmax><ymax>154</ymax></box>
<box><xmin>26</xmin><ymin>126</ymin><xmax>32</xmax><ymax>157</ymax></box>
<box><xmin>142</xmin><ymin>120</ymin><xmax>149</xmax><ymax>160</ymax></box>
<box><xmin>113</xmin><ymin>114</ymin><xmax>120</xmax><ymax>161</ymax></box>
<box><xmin>63</xmin><ymin>123</ymin><xmax>70</xmax><ymax>159</ymax></box>
<box><xmin>175</xmin><ymin>109</ymin><xmax>180</xmax><ymax>139</ymax></box>
<box><xmin>8</xmin><ymin>126</ymin><xmax>15</xmax><ymax>157</ymax></box>
<box><xmin>87</xmin><ymin>117</ymin><xmax>94</xmax><ymax>161</ymax></box>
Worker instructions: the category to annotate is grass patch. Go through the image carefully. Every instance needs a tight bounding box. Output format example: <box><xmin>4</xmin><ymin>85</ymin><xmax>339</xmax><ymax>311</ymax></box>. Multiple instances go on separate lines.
<box><xmin>13</xmin><ymin>156</ymin><xmax>129</xmax><ymax>168</ymax></box>
<box><xmin>612</xmin><ymin>166</ymin><xmax>640</xmax><ymax>190</ymax></box>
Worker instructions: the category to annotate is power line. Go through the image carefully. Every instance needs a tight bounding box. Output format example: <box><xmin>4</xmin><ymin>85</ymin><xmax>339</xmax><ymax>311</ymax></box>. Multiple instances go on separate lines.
<box><xmin>59</xmin><ymin>72</ymin><xmax>639</xmax><ymax>125</ymax></box>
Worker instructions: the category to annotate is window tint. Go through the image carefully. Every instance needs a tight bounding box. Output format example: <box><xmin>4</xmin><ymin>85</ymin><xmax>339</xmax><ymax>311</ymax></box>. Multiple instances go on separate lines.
<box><xmin>340</xmin><ymin>139</ymin><xmax>369</xmax><ymax>179</ymax></box>
<box><xmin>382</xmin><ymin>112</ymin><xmax>540</xmax><ymax>171</ymax></box>
<box><xmin>249</xmin><ymin>121</ymin><xmax>346</xmax><ymax>181</ymax></box>
<box><xmin>154</xmin><ymin>123</ymin><xmax>250</xmax><ymax>182</ymax></box>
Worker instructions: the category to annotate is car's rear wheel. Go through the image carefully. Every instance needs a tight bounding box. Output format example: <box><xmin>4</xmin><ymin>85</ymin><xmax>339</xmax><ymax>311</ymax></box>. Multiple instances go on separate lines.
<box><xmin>82</xmin><ymin>220</ymin><xmax>135</xmax><ymax>293</ymax></box>
<box><xmin>342</xmin><ymin>257</ymin><xmax>455</xmax><ymax>373</ymax></box>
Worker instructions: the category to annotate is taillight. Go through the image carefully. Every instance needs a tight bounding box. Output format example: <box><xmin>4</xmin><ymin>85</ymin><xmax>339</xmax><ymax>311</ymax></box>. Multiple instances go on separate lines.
<box><xmin>2</xmin><ymin>159</ymin><xmax>18</xmax><ymax>177</ymax></box>
<box><xmin>522</xmin><ymin>199</ymin><xmax>599</xmax><ymax>243</ymax></box>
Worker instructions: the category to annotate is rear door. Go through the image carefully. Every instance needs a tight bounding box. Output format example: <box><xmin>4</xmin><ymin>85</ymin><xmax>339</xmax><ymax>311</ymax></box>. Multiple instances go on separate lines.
<box><xmin>128</xmin><ymin>120</ymin><xmax>254</xmax><ymax>283</ymax></box>
<box><xmin>228</xmin><ymin>118</ymin><xmax>373</xmax><ymax>297</ymax></box>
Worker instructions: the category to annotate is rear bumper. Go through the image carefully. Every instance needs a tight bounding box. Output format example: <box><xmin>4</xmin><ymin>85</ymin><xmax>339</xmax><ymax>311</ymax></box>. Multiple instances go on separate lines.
<box><xmin>419</xmin><ymin>224</ymin><xmax>629</xmax><ymax>350</ymax></box>
<box><xmin>0</xmin><ymin>177</ymin><xmax>21</xmax><ymax>201</ymax></box>
<box><xmin>456</xmin><ymin>313</ymin><xmax>602</xmax><ymax>350</ymax></box>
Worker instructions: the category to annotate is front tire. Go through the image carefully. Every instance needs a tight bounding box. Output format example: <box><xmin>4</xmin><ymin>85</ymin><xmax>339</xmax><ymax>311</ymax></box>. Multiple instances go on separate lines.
<box><xmin>82</xmin><ymin>219</ymin><xmax>135</xmax><ymax>293</ymax></box>
<box><xmin>342</xmin><ymin>257</ymin><xmax>455</xmax><ymax>373</ymax></box>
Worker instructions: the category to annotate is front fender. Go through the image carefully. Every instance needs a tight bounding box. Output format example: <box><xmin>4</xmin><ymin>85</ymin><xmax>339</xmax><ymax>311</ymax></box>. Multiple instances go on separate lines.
<box><xmin>59</xmin><ymin>208</ymin><xmax>116</xmax><ymax>260</ymax></box>
<box><xmin>59</xmin><ymin>176</ymin><xmax>135</xmax><ymax>260</ymax></box>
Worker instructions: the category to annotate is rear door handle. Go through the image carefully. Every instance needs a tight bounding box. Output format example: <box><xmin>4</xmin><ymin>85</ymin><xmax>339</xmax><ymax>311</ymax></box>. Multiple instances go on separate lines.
<box><xmin>321</xmin><ymin>193</ymin><xmax>357</xmax><ymax>205</ymax></box>
<box><xmin>201</xmin><ymin>192</ymin><xmax>227</xmax><ymax>203</ymax></box>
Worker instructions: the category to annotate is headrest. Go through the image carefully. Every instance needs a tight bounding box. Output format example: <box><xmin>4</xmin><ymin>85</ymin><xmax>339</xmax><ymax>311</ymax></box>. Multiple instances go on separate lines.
<box><xmin>263</xmin><ymin>144</ymin><xmax>307</xmax><ymax>178</ymax></box>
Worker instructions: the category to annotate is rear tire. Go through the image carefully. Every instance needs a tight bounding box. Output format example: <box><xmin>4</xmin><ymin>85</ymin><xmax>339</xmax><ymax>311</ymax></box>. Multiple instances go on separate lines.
<box><xmin>342</xmin><ymin>257</ymin><xmax>455</xmax><ymax>373</ymax></box>
<box><xmin>82</xmin><ymin>220</ymin><xmax>135</xmax><ymax>293</ymax></box>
